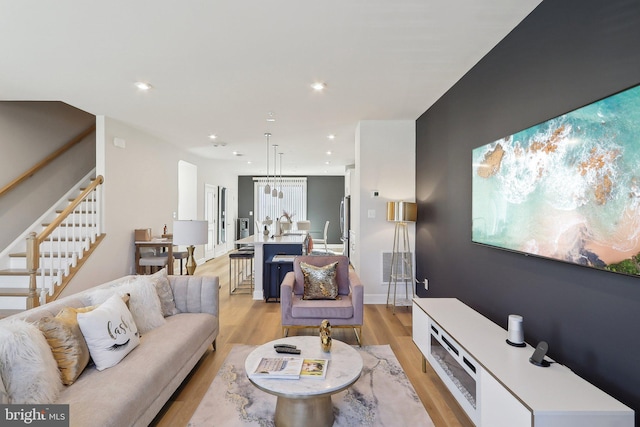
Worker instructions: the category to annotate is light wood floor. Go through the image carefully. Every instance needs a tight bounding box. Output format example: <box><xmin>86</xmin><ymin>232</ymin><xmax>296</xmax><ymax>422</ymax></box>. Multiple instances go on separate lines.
<box><xmin>151</xmin><ymin>254</ymin><xmax>473</xmax><ymax>427</ymax></box>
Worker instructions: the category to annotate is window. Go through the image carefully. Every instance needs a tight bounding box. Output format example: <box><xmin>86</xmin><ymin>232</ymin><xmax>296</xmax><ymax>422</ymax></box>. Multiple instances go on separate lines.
<box><xmin>254</xmin><ymin>177</ymin><xmax>307</xmax><ymax>228</ymax></box>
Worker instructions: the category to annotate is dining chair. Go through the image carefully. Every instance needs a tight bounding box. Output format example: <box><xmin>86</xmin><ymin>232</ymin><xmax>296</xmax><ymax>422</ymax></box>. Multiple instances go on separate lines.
<box><xmin>312</xmin><ymin>221</ymin><xmax>329</xmax><ymax>253</ymax></box>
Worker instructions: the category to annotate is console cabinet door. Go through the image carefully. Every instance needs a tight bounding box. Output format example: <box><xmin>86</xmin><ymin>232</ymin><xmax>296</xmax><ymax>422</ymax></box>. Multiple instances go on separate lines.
<box><xmin>480</xmin><ymin>368</ymin><xmax>531</xmax><ymax>427</ymax></box>
<box><xmin>412</xmin><ymin>304</ymin><xmax>430</xmax><ymax>356</ymax></box>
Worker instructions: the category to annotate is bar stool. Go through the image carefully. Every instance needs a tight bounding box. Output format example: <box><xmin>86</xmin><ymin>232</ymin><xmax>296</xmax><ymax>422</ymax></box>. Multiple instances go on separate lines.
<box><xmin>228</xmin><ymin>249</ymin><xmax>254</xmax><ymax>294</ymax></box>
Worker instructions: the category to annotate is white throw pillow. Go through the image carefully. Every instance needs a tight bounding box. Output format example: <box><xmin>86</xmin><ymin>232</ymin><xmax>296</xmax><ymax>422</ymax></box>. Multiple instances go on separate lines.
<box><xmin>120</xmin><ymin>276</ymin><xmax>166</xmax><ymax>334</ymax></box>
<box><xmin>88</xmin><ymin>277</ymin><xmax>166</xmax><ymax>334</ymax></box>
<box><xmin>0</xmin><ymin>319</ymin><xmax>63</xmax><ymax>404</ymax></box>
<box><xmin>77</xmin><ymin>294</ymin><xmax>140</xmax><ymax>371</ymax></box>
<box><xmin>148</xmin><ymin>268</ymin><xmax>179</xmax><ymax>316</ymax></box>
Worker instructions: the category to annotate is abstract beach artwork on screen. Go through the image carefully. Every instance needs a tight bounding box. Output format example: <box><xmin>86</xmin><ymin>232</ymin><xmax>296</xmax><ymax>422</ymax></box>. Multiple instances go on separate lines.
<box><xmin>472</xmin><ymin>84</ymin><xmax>640</xmax><ymax>277</ymax></box>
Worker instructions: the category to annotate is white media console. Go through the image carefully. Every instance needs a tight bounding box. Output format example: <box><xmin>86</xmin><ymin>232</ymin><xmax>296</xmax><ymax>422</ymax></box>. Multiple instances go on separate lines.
<box><xmin>412</xmin><ymin>298</ymin><xmax>633</xmax><ymax>427</ymax></box>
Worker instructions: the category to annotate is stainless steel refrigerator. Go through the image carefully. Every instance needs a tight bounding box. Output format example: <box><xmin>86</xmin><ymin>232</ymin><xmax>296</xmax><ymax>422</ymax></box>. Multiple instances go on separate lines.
<box><xmin>340</xmin><ymin>196</ymin><xmax>350</xmax><ymax>258</ymax></box>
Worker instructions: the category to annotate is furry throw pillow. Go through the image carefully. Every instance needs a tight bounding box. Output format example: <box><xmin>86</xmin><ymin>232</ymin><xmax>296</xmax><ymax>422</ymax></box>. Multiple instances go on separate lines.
<box><xmin>0</xmin><ymin>319</ymin><xmax>63</xmax><ymax>404</ymax></box>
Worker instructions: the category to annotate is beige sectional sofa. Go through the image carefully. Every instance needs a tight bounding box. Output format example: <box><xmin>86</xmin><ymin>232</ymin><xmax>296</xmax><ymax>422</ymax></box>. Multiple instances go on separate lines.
<box><xmin>0</xmin><ymin>272</ymin><xmax>219</xmax><ymax>427</ymax></box>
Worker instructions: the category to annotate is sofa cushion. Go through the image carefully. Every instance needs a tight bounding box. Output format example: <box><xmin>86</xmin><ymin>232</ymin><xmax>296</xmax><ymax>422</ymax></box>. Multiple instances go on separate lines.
<box><xmin>37</xmin><ymin>305</ymin><xmax>96</xmax><ymax>385</ymax></box>
<box><xmin>77</xmin><ymin>294</ymin><xmax>140</xmax><ymax>371</ymax></box>
<box><xmin>56</xmin><ymin>312</ymin><xmax>217</xmax><ymax>427</ymax></box>
<box><xmin>291</xmin><ymin>294</ymin><xmax>354</xmax><ymax>319</ymax></box>
<box><xmin>0</xmin><ymin>319</ymin><xmax>64</xmax><ymax>404</ymax></box>
<box><xmin>300</xmin><ymin>261</ymin><xmax>339</xmax><ymax>300</ymax></box>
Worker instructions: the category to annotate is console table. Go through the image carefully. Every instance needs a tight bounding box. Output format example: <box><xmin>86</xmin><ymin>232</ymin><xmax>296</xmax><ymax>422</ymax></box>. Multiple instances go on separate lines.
<box><xmin>412</xmin><ymin>298</ymin><xmax>633</xmax><ymax>427</ymax></box>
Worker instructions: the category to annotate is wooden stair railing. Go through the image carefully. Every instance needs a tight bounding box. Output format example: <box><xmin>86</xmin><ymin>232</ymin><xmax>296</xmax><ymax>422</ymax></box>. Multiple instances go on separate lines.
<box><xmin>25</xmin><ymin>175</ymin><xmax>104</xmax><ymax>307</ymax></box>
<box><xmin>0</xmin><ymin>124</ymin><xmax>96</xmax><ymax>199</ymax></box>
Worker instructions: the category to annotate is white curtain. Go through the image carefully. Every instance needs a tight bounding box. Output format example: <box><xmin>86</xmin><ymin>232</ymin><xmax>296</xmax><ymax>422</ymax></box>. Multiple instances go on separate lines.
<box><xmin>254</xmin><ymin>177</ymin><xmax>307</xmax><ymax>227</ymax></box>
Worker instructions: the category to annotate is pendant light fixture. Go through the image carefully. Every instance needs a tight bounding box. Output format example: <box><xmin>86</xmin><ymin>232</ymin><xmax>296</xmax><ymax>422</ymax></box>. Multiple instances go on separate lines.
<box><xmin>264</xmin><ymin>133</ymin><xmax>271</xmax><ymax>194</ymax></box>
<box><xmin>278</xmin><ymin>152</ymin><xmax>284</xmax><ymax>199</ymax></box>
<box><xmin>272</xmin><ymin>144</ymin><xmax>278</xmax><ymax>197</ymax></box>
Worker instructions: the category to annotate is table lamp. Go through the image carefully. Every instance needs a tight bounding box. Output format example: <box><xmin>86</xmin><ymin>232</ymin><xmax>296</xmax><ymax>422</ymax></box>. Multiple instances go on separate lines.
<box><xmin>173</xmin><ymin>220</ymin><xmax>208</xmax><ymax>275</ymax></box>
<box><xmin>386</xmin><ymin>201</ymin><xmax>417</xmax><ymax>313</ymax></box>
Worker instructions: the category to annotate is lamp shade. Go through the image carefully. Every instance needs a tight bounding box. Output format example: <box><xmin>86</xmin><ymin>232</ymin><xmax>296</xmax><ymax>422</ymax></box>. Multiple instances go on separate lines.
<box><xmin>386</xmin><ymin>201</ymin><xmax>417</xmax><ymax>222</ymax></box>
<box><xmin>172</xmin><ymin>220</ymin><xmax>208</xmax><ymax>245</ymax></box>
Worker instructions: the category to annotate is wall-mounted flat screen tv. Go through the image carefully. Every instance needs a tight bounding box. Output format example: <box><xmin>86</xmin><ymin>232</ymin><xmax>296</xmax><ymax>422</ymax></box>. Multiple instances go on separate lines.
<box><xmin>472</xmin><ymin>84</ymin><xmax>640</xmax><ymax>277</ymax></box>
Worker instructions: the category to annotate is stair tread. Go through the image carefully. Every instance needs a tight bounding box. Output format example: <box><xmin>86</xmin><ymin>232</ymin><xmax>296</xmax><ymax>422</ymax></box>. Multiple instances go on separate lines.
<box><xmin>10</xmin><ymin>252</ymin><xmax>77</xmax><ymax>258</ymax></box>
<box><xmin>9</xmin><ymin>252</ymin><xmax>75</xmax><ymax>259</ymax></box>
<box><xmin>0</xmin><ymin>287</ymin><xmax>41</xmax><ymax>295</ymax></box>
<box><xmin>45</xmin><ymin>237</ymin><xmax>85</xmax><ymax>241</ymax></box>
<box><xmin>42</xmin><ymin>223</ymin><xmax>96</xmax><ymax>226</ymax></box>
<box><xmin>0</xmin><ymin>269</ymin><xmax>56</xmax><ymax>276</ymax></box>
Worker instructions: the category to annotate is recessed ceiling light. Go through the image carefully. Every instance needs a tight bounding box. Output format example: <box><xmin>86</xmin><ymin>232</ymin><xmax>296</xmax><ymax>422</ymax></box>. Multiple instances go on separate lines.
<box><xmin>247</xmin><ymin>161</ymin><xmax>252</xmax><ymax>165</ymax></box>
<box><xmin>134</xmin><ymin>81</ymin><xmax>153</xmax><ymax>91</ymax></box>
<box><xmin>326</xmin><ymin>151</ymin><xmax>332</xmax><ymax>155</ymax></box>
<box><xmin>208</xmin><ymin>134</ymin><xmax>217</xmax><ymax>140</ymax></box>
<box><xmin>233</xmin><ymin>151</ymin><xmax>243</xmax><ymax>157</ymax></box>
<box><xmin>325</xmin><ymin>161</ymin><xmax>331</xmax><ymax>165</ymax></box>
<box><xmin>327</xmin><ymin>134</ymin><xmax>336</xmax><ymax>140</ymax></box>
<box><xmin>266</xmin><ymin>112</ymin><xmax>276</xmax><ymax>122</ymax></box>
<box><xmin>311</xmin><ymin>82</ymin><xmax>326</xmax><ymax>92</ymax></box>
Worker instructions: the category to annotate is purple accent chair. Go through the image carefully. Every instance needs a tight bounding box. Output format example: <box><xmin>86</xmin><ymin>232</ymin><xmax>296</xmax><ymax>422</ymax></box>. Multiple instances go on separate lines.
<box><xmin>280</xmin><ymin>255</ymin><xmax>363</xmax><ymax>346</ymax></box>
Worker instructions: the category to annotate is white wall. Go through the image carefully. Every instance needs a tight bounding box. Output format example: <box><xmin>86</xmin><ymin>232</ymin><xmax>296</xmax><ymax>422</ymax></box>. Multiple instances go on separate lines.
<box><xmin>63</xmin><ymin>117</ymin><xmax>238</xmax><ymax>296</ymax></box>
<box><xmin>353</xmin><ymin>120</ymin><xmax>416</xmax><ymax>304</ymax></box>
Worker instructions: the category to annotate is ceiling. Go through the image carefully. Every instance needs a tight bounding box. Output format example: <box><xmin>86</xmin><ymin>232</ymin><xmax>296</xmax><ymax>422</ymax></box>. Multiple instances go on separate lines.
<box><xmin>0</xmin><ymin>0</ymin><xmax>541</xmax><ymax>176</ymax></box>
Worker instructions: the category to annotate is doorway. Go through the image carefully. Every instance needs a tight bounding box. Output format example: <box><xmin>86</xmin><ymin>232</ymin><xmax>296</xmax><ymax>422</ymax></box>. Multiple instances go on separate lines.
<box><xmin>204</xmin><ymin>184</ymin><xmax>217</xmax><ymax>260</ymax></box>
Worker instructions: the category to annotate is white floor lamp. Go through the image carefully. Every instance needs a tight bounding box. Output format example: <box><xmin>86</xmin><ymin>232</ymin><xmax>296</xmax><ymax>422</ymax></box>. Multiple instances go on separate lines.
<box><xmin>173</xmin><ymin>220</ymin><xmax>208</xmax><ymax>275</ymax></box>
<box><xmin>386</xmin><ymin>201</ymin><xmax>417</xmax><ymax>313</ymax></box>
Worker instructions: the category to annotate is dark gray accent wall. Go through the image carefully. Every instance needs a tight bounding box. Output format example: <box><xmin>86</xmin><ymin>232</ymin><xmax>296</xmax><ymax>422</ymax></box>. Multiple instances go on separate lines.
<box><xmin>416</xmin><ymin>0</ymin><xmax>640</xmax><ymax>420</ymax></box>
<box><xmin>237</xmin><ymin>176</ymin><xmax>344</xmax><ymax>243</ymax></box>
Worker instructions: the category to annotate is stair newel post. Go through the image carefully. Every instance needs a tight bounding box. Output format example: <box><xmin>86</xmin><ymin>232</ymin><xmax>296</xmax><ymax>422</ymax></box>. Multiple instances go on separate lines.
<box><xmin>26</xmin><ymin>232</ymin><xmax>40</xmax><ymax>308</ymax></box>
<box><xmin>96</xmin><ymin>176</ymin><xmax>104</xmax><ymax>237</ymax></box>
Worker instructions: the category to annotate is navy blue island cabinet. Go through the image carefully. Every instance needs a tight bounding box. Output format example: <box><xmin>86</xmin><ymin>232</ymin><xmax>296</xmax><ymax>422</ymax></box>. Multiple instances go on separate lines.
<box><xmin>263</xmin><ymin>243</ymin><xmax>302</xmax><ymax>302</ymax></box>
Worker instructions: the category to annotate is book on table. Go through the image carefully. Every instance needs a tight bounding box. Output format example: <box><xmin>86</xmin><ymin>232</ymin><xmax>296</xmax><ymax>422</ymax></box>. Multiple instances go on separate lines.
<box><xmin>250</xmin><ymin>357</ymin><xmax>329</xmax><ymax>379</ymax></box>
<box><xmin>250</xmin><ymin>357</ymin><xmax>304</xmax><ymax>379</ymax></box>
<box><xmin>300</xmin><ymin>358</ymin><xmax>329</xmax><ymax>379</ymax></box>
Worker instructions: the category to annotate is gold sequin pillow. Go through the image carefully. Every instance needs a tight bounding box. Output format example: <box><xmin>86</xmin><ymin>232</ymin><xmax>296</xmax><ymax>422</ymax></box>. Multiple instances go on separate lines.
<box><xmin>301</xmin><ymin>261</ymin><xmax>339</xmax><ymax>300</ymax></box>
<box><xmin>37</xmin><ymin>305</ymin><xmax>96</xmax><ymax>385</ymax></box>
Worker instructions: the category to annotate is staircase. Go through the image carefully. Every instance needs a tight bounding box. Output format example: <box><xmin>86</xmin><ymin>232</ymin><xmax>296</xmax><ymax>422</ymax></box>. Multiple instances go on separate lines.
<box><xmin>0</xmin><ymin>172</ymin><xmax>105</xmax><ymax>317</ymax></box>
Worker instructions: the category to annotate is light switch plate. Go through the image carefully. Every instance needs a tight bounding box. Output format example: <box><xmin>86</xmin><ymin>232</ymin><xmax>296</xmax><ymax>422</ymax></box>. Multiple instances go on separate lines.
<box><xmin>368</xmin><ymin>209</ymin><xmax>376</xmax><ymax>218</ymax></box>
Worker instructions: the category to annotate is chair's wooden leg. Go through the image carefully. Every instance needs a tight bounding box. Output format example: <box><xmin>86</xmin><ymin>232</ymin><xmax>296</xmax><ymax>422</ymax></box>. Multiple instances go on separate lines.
<box><xmin>283</xmin><ymin>327</ymin><xmax>289</xmax><ymax>337</ymax></box>
<box><xmin>212</xmin><ymin>339</ymin><xmax>216</xmax><ymax>351</ymax></box>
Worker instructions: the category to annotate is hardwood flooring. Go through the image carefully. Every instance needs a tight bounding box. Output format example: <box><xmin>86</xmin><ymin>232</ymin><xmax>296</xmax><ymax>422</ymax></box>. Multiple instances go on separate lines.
<box><xmin>151</xmin><ymin>254</ymin><xmax>473</xmax><ymax>427</ymax></box>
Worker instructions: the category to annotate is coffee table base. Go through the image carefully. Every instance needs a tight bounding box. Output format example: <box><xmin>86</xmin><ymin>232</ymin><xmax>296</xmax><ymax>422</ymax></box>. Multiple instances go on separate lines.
<box><xmin>275</xmin><ymin>395</ymin><xmax>334</xmax><ymax>427</ymax></box>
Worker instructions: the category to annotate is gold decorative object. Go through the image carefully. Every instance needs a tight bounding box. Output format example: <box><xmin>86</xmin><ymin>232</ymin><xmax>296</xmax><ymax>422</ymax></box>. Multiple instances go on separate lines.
<box><xmin>320</xmin><ymin>319</ymin><xmax>332</xmax><ymax>352</ymax></box>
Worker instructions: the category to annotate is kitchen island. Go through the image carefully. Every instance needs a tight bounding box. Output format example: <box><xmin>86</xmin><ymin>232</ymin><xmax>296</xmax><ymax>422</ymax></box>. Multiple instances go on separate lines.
<box><xmin>235</xmin><ymin>233</ymin><xmax>306</xmax><ymax>300</ymax></box>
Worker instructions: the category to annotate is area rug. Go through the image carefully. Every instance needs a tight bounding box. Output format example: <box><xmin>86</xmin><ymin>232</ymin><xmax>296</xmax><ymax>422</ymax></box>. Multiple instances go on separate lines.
<box><xmin>188</xmin><ymin>344</ymin><xmax>434</xmax><ymax>427</ymax></box>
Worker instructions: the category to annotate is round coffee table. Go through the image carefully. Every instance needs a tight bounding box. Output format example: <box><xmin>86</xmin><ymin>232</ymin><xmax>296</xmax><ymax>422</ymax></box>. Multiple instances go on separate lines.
<box><xmin>245</xmin><ymin>336</ymin><xmax>363</xmax><ymax>427</ymax></box>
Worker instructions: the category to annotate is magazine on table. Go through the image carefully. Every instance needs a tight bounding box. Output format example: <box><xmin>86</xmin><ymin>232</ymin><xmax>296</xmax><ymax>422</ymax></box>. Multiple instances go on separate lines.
<box><xmin>250</xmin><ymin>357</ymin><xmax>304</xmax><ymax>379</ymax></box>
<box><xmin>300</xmin><ymin>358</ymin><xmax>329</xmax><ymax>379</ymax></box>
<box><xmin>249</xmin><ymin>357</ymin><xmax>329</xmax><ymax>379</ymax></box>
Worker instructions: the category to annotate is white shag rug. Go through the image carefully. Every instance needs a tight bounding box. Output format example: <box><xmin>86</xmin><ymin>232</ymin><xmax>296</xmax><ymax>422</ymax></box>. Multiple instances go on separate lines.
<box><xmin>189</xmin><ymin>344</ymin><xmax>434</xmax><ymax>427</ymax></box>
